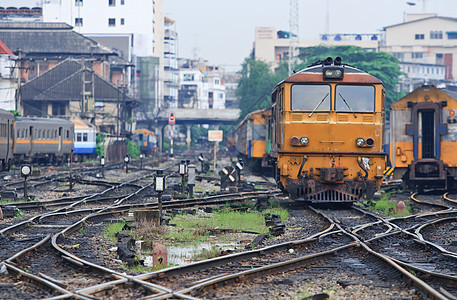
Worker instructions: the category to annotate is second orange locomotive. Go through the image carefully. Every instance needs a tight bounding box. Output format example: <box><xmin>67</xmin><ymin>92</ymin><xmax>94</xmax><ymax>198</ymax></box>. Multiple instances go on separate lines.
<box><xmin>270</xmin><ymin>57</ymin><xmax>386</xmax><ymax>202</ymax></box>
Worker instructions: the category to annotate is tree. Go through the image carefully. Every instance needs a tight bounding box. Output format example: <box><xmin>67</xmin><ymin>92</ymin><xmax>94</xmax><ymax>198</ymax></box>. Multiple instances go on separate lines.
<box><xmin>235</xmin><ymin>58</ymin><xmax>288</xmax><ymax>121</ymax></box>
<box><xmin>297</xmin><ymin>46</ymin><xmax>405</xmax><ymax>109</ymax></box>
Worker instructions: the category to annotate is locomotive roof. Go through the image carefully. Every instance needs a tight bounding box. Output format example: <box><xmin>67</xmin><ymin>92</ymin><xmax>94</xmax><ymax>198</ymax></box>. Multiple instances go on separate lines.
<box><xmin>238</xmin><ymin>108</ymin><xmax>270</xmax><ymax>127</ymax></box>
<box><xmin>278</xmin><ymin>64</ymin><xmax>384</xmax><ymax>85</ymax></box>
<box><xmin>16</xmin><ymin>116</ymin><xmax>73</xmax><ymax>125</ymax></box>
<box><xmin>390</xmin><ymin>84</ymin><xmax>457</xmax><ymax>109</ymax></box>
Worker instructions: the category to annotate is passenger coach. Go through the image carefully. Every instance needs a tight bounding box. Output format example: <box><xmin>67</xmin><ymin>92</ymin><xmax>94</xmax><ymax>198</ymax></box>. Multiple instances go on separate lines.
<box><xmin>0</xmin><ymin>109</ymin><xmax>14</xmax><ymax>171</ymax></box>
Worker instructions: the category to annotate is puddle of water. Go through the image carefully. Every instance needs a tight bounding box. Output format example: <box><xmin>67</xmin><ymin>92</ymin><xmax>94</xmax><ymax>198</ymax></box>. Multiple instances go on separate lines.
<box><xmin>140</xmin><ymin>240</ymin><xmax>241</xmax><ymax>267</ymax></box>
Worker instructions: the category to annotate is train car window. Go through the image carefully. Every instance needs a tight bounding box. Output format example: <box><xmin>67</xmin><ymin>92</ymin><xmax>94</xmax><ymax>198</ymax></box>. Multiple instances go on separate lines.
<box><xmin>291</xmin><ymin>84</ymin><xmax>331</xmax><ymax>111</ymax></box>
<box><xmin>67</xmin><ymin>130</ymin><xmax>69</xmax><ymax>139</ymax></box>
<box><xmin>335</xmin><ymin>85</ymin><xmax>375</xmax><ymax>112</ymax></box>
<box><xmin>55</xmin><ymin>130</ymin><xmax>57</xmax><ymax>138</ymax></box>
<box><xmin>17</xmin><ymin>129</ymin><xmax>20</xmax><ymax>139</ymax></box>
<box><xmin>83</xmin><ymin>133</ymin><xmax>88</xmax><ymax>142</ymax></box>
<box><xmin>77</xmin><ymin>133</ymin><xmax>82</xmax><ymax>142</ymax></box>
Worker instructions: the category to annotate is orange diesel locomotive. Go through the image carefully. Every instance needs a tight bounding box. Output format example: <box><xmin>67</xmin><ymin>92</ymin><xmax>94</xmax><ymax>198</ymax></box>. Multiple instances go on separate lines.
<box><xmin>270</xmin><ymin>57</ymin><xmax>386</xmax><ymax>202</ymax></box>
<box><xmin>389</xmin><ymin>85</ymin><xmax>457</xmax><ymax>191</ymax></box>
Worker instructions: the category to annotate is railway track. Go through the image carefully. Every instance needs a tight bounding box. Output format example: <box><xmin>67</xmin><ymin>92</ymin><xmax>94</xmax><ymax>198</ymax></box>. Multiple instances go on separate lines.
<box><xmin>3</xmin><ymin>156</ymin><xmax>457</xmax><ymax>299</ymax></box>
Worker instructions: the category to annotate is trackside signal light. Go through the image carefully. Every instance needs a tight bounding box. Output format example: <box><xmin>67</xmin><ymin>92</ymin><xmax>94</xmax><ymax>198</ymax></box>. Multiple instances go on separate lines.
<box><xmin>450</xmin><ymin>110</ymin><xmax>455</xmax><ymax>116</ymax></box>
<box><xmin>168</xmin><ymin>112</ymin><xmax>176</xmax><ymax>125</ymax></box>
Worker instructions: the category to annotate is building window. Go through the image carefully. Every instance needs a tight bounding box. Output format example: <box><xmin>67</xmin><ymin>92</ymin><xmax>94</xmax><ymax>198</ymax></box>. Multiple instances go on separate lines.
<box><xmin>75</xmin><ymin>18</ymin><xmax>83</xmax><ymax>27</ymax></box>
<box><xmin>121</xmin><ymin>0</ymin><xmax>125</xmax><ymax>4</ymax></box>
<box><xmin>436</xmin><ymin>53</ymin><xmax>443</xmax><ymax>64</ymax></box>
<box><xmin>219</xmin><ymin>93</ymin><xmax>224</xmax><ymax>99</ymax></box>
<box><xmin>415</xmin><ymin>34</ymin><xmax>424</xmax><ymax>40</ymax></box>
<box><xmin>215</xmin><ymin>79</ymin><xmax>220</xmax><ymax>85</ymax></box>
<box><xmin>121</xmin><ymin>18</ymin><xmax>125</xmax><ymax>25</ymax></box>
<box><xmin>412</xmin><ymin>52</ymin><xmax>423</xmax><ymax>59</ymax></box>
<box><xmin>183</xmin><ymin>74</ymin><xmax>194</xmax><ymax>81</ymax></box>
<box><xmin>75</xmin><ymin>0</ymin><xmax>83</xmax><ymax>6</ymax></box>
<box><xmin>430</xmin><ymin>31</ymin><xmax>443</xmax><ymax>39</ymax></box>
<box><xmin>108</xmin><ymin>18</ymin><xmax>116</xmax><ymax>27</ymax></box>
<box><xmin>109</xmin><ymin>0</ymin><xmax>116</xmax><ymax>6</ymax></box>
<box><xmin>448</xmin><ymin>32</ymin><xmax>457</xmax><ymax>39</ymax></box>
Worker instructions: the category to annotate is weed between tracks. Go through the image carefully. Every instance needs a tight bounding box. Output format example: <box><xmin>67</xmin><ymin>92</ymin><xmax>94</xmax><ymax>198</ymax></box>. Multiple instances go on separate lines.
<box><xmin>362</xmin><ymin>191</ymin><xmax>411</xmax><ymax>217</ymax></box>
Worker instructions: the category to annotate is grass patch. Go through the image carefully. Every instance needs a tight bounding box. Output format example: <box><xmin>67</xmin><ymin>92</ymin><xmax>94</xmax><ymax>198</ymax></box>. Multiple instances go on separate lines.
<box><xmin>120</xmin><ymin>262</ymin><xmax>176</xmax><ymax>273</ymax></box>
<box><xmin>104</xmin><ymin>221</ymin><xmax>126</xmax><ymax>244</ymax></box>
<box><xmin>167</xmin><ymin>207</ymin><xmax>289</xmax><ymax>242</ymax></box>
<box><xmin>366</xmin><ymin>191</ymin><xmax>411</xmax><ymax>217</ymax></box>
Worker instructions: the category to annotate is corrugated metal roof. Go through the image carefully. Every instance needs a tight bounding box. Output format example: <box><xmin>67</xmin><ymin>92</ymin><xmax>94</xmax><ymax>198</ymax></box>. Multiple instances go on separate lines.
<box><xmin>0</xmin><ymin>22</ymin><xmax>113</xmax><ymax>55</ymax></box>
<box><xmin>20</xmin><ymin>58</ymin><xmax>134</xmax><ymax>103</ymax></box>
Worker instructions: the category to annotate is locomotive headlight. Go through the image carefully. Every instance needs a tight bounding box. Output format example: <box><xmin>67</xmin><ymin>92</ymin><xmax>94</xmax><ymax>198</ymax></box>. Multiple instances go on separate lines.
<box><xmin>299</xmin><ymin>136</ymin><xmax>309</xmax><ymax>146</ymax></box>
<box><xmin>323</xmin><ymin>67</ymin><xmax>344</xmax><ymax>80</ymax></box>
<box><xmin>290</xmin><ymin>136</ymin><xmax>299</xmax><ymax>146</ymax></box>
<box><xmin>356</xmin><ymin>137</ymin><xmax>365</xmax><ymax>147</ymax></box>
<box><xmin>366</xmin><ymin>137</ymin><xmax>375</xmax><ymax>147</ymax></box>
<box><xmin>324</xmin><ymin>69</ymin><xmax>333</xmax><ymax>77</ymax></box>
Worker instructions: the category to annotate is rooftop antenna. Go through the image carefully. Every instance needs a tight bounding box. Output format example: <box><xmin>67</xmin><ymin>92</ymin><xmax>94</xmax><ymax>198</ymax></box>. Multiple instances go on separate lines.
<box><xmin>288</xmin><ymin>0</ymin><xmax>299</xmax><ymax>76</ymax></box>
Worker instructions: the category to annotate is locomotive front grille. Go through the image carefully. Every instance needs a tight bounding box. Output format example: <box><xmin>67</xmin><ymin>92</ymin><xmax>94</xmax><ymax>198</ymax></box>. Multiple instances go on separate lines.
<box><xmin>305</xmin><ymin>189</ymin><xmax>358</xmax><ymax>202</ymax></box>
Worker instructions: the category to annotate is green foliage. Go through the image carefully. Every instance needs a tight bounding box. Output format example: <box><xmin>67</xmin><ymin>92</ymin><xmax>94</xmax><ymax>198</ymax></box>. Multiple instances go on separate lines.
<box><xmin>236</xmin><ymin>58</ymin><xmax>288</xmax><ymax>121</ymax></box>
<box><xmin>104</xmin><ymin>221</ymin><xmax>126</xmax><ymax>244</ymax></box>
<box><xmin>297</xmin><ymin>45</ymin><xmax>405</xmax><ymax>110</ymax></box>
<box><xmin>367</xmin><ymin>191</ymin><xmax>411</xmax><ymax>217</ymax></box>
<box><xmin>168</xmin><ymin>207</ymin><xmax>289</xmax><ymax>242</ymax></box>
<box><xmin>128</xmin><ymin>140</ymin><xmax>140</xmax><ymax>158</ymax></box>
<box><xmin>9</xmin><ymin>110</ymin><xmax>21</xmax><ymax>116</ymax></box>
<box><xmin>15</xmin><ymin>209</ymin><xmax>24</xmax><ymax>218</ymax></box>
<box><xmin>96</xmin><ymin>133</ymin><xmax>106</xmax><ymax>157</ymax></box>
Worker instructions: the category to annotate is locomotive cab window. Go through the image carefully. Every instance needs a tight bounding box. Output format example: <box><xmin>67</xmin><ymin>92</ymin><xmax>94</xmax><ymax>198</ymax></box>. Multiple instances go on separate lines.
<box><xmin>291</xmin><ymin>84</ymin><xmax>331</xmax><ymax>111</ymax></box>
<box><xmin>335</xmin><ymin>85</ymin><xmax>375</xmax><ymax>112</ymax></box>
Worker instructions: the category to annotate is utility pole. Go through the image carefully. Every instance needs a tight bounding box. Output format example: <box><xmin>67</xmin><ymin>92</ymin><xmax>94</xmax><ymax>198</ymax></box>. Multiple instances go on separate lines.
<box><xmin>15</xmin><ymin>50</ymin><xmax>22</xmax><ymax>113</ymax></box>
<box><xmin>288</xmin><ymin>0</ymin><xmax>299</xmax><ymax>76</ymax></box>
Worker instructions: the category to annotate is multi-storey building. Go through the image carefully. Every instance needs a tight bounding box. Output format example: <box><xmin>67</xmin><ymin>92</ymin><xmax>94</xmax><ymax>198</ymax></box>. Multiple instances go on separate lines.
<box><xmin>178</xmin><ymin>58</ymin><xmax>226</xmax><ymax>109</ymax></box>
<box><xmin>163</xmin><ymin>17</ymin><xmax>179</xmax><ymax>109</ymax></box>
<box><xmin>381</xmin><ymin>13</ymin><xmax>457</xmax><ymax>91</ymax></box>
<box><xmin>0</xmin><ymin>39</ymin><xmax>16</xmax><ymax>111</ymax></box>
<box><xmin>36</xmin><ymin>0</ymin><xmax>164</xmax><ymax>113</ymax></box>
<box><xmin>254</xmin><ymin>27</ymin><xmax>380</xmax><ymax>72</ymax></box>
<box><xmin>178</xmin><ymin>68</ymin><xmax>209</xmax><ymax>109</ymax></box>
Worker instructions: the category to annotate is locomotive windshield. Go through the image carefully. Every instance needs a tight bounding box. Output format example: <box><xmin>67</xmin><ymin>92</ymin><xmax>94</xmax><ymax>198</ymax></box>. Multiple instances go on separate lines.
<box><xmin>291</xmin><ymin>84</ymin><xmax>331</xmax><ymax>111</ymax></box>
<box><xmin>335</xmin><ymin>85</ymin><xmax>375</xmax><ymax>112</ymax></box>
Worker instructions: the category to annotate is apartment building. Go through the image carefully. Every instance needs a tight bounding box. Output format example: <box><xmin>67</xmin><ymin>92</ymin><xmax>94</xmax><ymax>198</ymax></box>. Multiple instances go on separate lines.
<box><xmin>254</xmin><ymin>27</ymin><xmax>380</xmax><ymax>72</ymax></box>
<box><xmin>381</xmin><ymin>14</ymin><xmax>457</xmax><ymax>91</ymax></box>
<box><xmin>164</xmin><ymin>17</ymin><xmax>179</xmax><ymax>109</ymax></box>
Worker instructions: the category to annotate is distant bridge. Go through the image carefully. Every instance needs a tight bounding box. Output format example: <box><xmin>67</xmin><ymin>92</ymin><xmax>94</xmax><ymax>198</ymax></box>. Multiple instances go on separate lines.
<box><xmin>155</xmin><ymin>108</ymin><xmax>240</xmax><ymax>126</ymax></box>
<box><xmin>137</xmin><ymin>108</ymin><xmax>241</xmax><ymax>151</ymax></box>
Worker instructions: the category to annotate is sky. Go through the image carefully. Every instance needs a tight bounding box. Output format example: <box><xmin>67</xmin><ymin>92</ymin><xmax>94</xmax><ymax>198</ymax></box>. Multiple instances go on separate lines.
<box><xmin>165</xmin><ymin>0</ymin><xmax>457</xmax><ymax>72</ymax></box>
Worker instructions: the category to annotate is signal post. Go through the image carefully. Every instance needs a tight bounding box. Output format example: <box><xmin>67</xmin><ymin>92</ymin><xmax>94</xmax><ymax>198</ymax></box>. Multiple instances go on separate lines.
<box><xmin>168</xmin><ymin>112</ymin><xmax>175</xmax><ymax>157</ymax></box>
